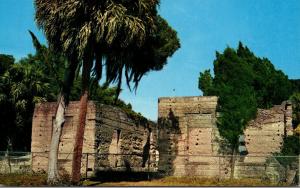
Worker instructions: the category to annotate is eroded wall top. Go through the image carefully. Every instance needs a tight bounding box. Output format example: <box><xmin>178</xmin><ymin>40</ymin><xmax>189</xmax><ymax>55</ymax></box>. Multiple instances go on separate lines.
<box><xmin>158</xmin><ymin>96</ymin><xmax>218</xmax><ymax>118</ymax></box>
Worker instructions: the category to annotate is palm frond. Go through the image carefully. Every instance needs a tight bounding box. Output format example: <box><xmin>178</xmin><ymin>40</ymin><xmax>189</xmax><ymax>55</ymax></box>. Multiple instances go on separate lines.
<box><xmin>34</xmin><ymin>0</ymin><xmax>179</xmax><ymax>99</ymax></box>
<box><xmin>29</xmin><ymin>30</ymin><xmax>43</xmax><ymax>53</ymax></box>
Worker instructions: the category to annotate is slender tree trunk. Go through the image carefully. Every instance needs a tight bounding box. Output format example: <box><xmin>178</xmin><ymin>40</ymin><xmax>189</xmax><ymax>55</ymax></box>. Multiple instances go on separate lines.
<box><xmin>47</xmin><ymin>94</ymin><xmax>65</xmax><ymax>184</ymax></box>
<box><xmin>230</xmin><ymin>147</ymin><xmax>237</xmax><ymax>179</ymax></box>
<box><xmin>71</xmin><ymin>60</ymin><xmax>92</xmax><ymax>183</ymax></box>
<box><xmin>47</xmin><ymin>60</ymin><xmax>78</xmax><ymax>184</ymax></box>
<box><xmin>71</xmin><ymin>90</ymin><xmax>89</xmax><ymax>183</ymax></box>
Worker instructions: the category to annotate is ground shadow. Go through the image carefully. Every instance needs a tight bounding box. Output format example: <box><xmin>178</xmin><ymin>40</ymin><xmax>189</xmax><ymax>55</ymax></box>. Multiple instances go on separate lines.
<box><xmin>90</xmin><ymin>170</ymin><xmax>161</xmax><ymax>182</ymax></box>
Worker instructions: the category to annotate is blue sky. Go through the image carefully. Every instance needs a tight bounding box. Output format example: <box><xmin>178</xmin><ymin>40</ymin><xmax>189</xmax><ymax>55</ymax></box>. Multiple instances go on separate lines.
<box><xmin>0</xmin><ymin>0</ymin><xmax>299</xmax><ymax>121</ymax></box>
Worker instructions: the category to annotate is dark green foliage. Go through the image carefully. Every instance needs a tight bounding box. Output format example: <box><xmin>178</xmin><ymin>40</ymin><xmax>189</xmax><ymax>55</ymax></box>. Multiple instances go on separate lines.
<box><xmin>217</xmin><ymin>87</ymin><xmax>257</xmax><ymax>149</ymax></box>
<box><xmin>280</xmin><ymin>136</ymin><xmax>300</xmax><ymax>156</ymax></box>
<box><xmin>290</xmin><ymin>79</ymin><xmax>300</xmax><ymax>93</ymax></box>
<box><xmin>0</xmin><ymin>55</ymin><xmax>14</xmax><ymax>75</ymax></box>
<box><xmin>0</xmin><ymin>33</ymin><xmax>149</xmax><ymax>151</ymax></box>
<box><xmin>198</xmin><ymin>70</ymin><xmax>213</xmax><ymax>96</ymax></box>
<box><xmin>0</xmin><ymin>54</ymin><xmax>52</xmax><ymax>151</ymax></box>
<box><xmin>0</xmin><ymin>55</ymin><xmax>16</xmax><ymax>150</ymax></box>
<box><xmin>290</xmin><ymin>93</ymin><xmax>300</xmax><ymax>128</ymax></box>
<box><xmin>275</xmin><ymin>135</ymin><xmax>300</xmax><ymax>167</ymax></box>
<box><xmin>274</xmin><ymin>136</ymin><xmax>299</xmax><ymax>186</ymax></box>
<box><xmin>34</xmin><ymin>0</ymin><xmax>180</xmax><ymax>100</ymax></box>
<box><xmin>199</xmin><ymin>42</ymin><xmax>293</xmax><ymax>151</ymax></box>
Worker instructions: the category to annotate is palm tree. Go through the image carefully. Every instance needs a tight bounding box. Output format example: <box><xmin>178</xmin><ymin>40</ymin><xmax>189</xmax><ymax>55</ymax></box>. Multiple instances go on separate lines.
<box><xmin>0</xmin><ymin>32</ymin><xmax>68</xmax><ymax>152</ymax></box>
<box><xmin>1</xmin><ymin>55</ymin><xmax>53</xmax><ymax>151</ymax></box>
<box><xmin>34</xmin><ymin>0</ymin><xmax>180</xmax><ymax>184</ymax></box>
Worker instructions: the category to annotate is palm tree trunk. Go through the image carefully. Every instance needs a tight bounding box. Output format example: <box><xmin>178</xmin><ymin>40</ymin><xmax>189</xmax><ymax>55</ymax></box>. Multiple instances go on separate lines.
<box><xmin>47</xmin><ymin>60</ymin><xmax>78</xmax><ymax>184</ymax></box>
<box><xmin>71</xmin><ymin>90</ymin><xmax>88</xmax><ymax>183</ymax></box>
<box><xmin>47</xmin><ymin>94</ymin><xmax>65</xmax><ymax>184</ymax></box>
<box><xmin>71</xmin><ymin>60</ymin><xmax>92</xmax><ymax>183</ymax></box>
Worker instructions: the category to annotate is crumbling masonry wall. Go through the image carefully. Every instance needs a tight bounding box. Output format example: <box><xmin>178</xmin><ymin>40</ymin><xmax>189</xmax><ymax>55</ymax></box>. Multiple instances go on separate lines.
<box><xmin>31</xmin><ymin>101</ymin><xmax>157</xmax><ymax>176</ymax></box>
<box><xmin>93</xmin><ymin>104</ymin><xmax>158</xmax><ymax>172</ymax></box>
<box><xmin>245</xmin><ymin>101</ymin><xmax>293</xmax><ymax>157</ymax></box>
<box><xmin>32</xmin><ymin>97</ymin><xmax>293</xmax><ymax>180</ymax></box>
<box><xmin>234</xmin><ymin>101</ymin><xmax>293</xmax><ymax>179</ymax></box>
<box><xmin>157</xmin><ymin>96</ymin><xmax>229</xmax><ymax>177</ymax></box>
<box><xmin>158</xmin><ymin>96</ymin><xmax>293</xmax><ymax>180</ymax></box>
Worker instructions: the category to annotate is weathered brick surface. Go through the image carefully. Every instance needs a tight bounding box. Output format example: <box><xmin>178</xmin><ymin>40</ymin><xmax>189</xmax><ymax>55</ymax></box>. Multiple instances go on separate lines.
<box><xmin>158</xmin><ymin>96</ymin><xmax>220</xmax><ymax>177</ymax></box>
<box><xmin>234</xmin><ymin>101</ymin><xmax>293</xmax><ymax>180</ymax></box>
<box><xmin>31</xmin><ymin>101</ymin><xmax>157</xmax><ymax>176</ymax></box>
<box><xmin>94</xmin><ymin>104</ymin><xmax>158</xmax><ymax>172</ymax></box>
<box><xmin>244</xmin><ymin>101</ymin><xmax>292</xmax><ymax>156</ymax></box>
<box><xmin>158</xmin><ymin>96</ymin><xmax>293</xmax><ymax>181</ymax></box>
<box><xmin>31</xmin><ymin>101</ymin><xmax>95</xmax><ymax>174</ymax></box>
<box><xmin>31</xmin><ymin>97</ymin><xmax>292</xmax><ymax>181</ymax></box>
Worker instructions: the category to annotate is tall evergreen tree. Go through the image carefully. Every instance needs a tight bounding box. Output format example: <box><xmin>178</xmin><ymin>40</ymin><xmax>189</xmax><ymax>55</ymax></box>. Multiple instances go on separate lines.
<box><xmin>199</xmin><ymin>42</ymin><xmax>292</xmax><ymax>152</ymax></box>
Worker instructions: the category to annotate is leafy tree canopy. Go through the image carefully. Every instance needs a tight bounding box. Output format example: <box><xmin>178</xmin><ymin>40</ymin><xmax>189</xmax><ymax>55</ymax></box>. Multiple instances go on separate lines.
<box><xmin>199</xmin><ymin>42</ymin><xmax>293</xmax><ymax>151</ymax></box>
<box><xmin>35</xmin><ymin>0</ymin><xmax>180</xmax><ymax>97</ymax></box>
<box><xmin>290</xmin><ymin>93</ymin><xmax>300</xmax><ymax>128</ymax></box>
<box><xmin>274</xmin><ymin>135</ymin><xmax>299</xmax><ymax>168</ymax></box>
<box><xmin>290</xmin><ymin>79</ymin><xmax>300</xmax><ymax>93</ymax></box>
<box><xmin>0</xmin><ymin>32</ymin><xmax>150</xmax><ymax>151</ymax></box>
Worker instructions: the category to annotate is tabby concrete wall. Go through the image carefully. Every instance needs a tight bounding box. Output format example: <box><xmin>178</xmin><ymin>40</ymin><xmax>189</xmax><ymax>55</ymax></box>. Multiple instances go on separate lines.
<box><xmin>93</xmin><ymin>104</ymin><xmax>158</xmax><ymax>172</ymax></box>
<box><xmin>157</xmin><ymin>96</ymin><xmax>231</xmax><ymax>177</ymax></box>
<box><xmin>234</xmin><ymin>101</ymin><xmax>293</xmax><ymax>179</ymax></box>
<box><xmin>31</xmin><ymin>101</ymin><xmax>157</xmax><ymax>176</ymax></box>
<box><xmin>158</xmin><ymin>96</ymin><xmax>293</xmax><ymax>180</ymax></box>
<box><xmin>245</xmin><ymin>101</ymin><xmax>293</xmax><ymax>157</ymax></box>
<box><xmin>31</xmin><ymin>101</ymin><xmax>93</xmax><ymax>174</ymax></box>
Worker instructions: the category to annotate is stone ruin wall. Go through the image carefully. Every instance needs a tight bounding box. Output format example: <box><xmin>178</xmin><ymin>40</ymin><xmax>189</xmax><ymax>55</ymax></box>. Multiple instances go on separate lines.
<box><xmin>245</xmin><ymin>101</ymin><xmax>293</xmax><ymax>157</ymax></box>
<box><xmin>157</xmin><ymin>96</ymin><xmax>231</xmax><ymax>177</ymax></box>
<box><xmin>234</xmin><ymin>101</ymin><xmax>293</xmax><ymax>180</ymax></box>
<box><xmin>31</xmin><ymin>101</ymin><xmax>93</xmax><ymax>174</ymax></box>
<box><xmin>31</xmin><ymin>101</ymin><xmax>157</xmax><ymax>176</ymax></box>
<box><xmin>158</xmin><ymin>96</ymin><xmax>293</xmax><ymax>180</ymax></box>
<box><xmin>32</xmin><ymin>97</ymin><xmax>293</xmax><ymax>180</ymax></box>
<box><xmin>93</xmin><ymin>104</ymin><xmax>158</xmax><ymax>172</ymax></box>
